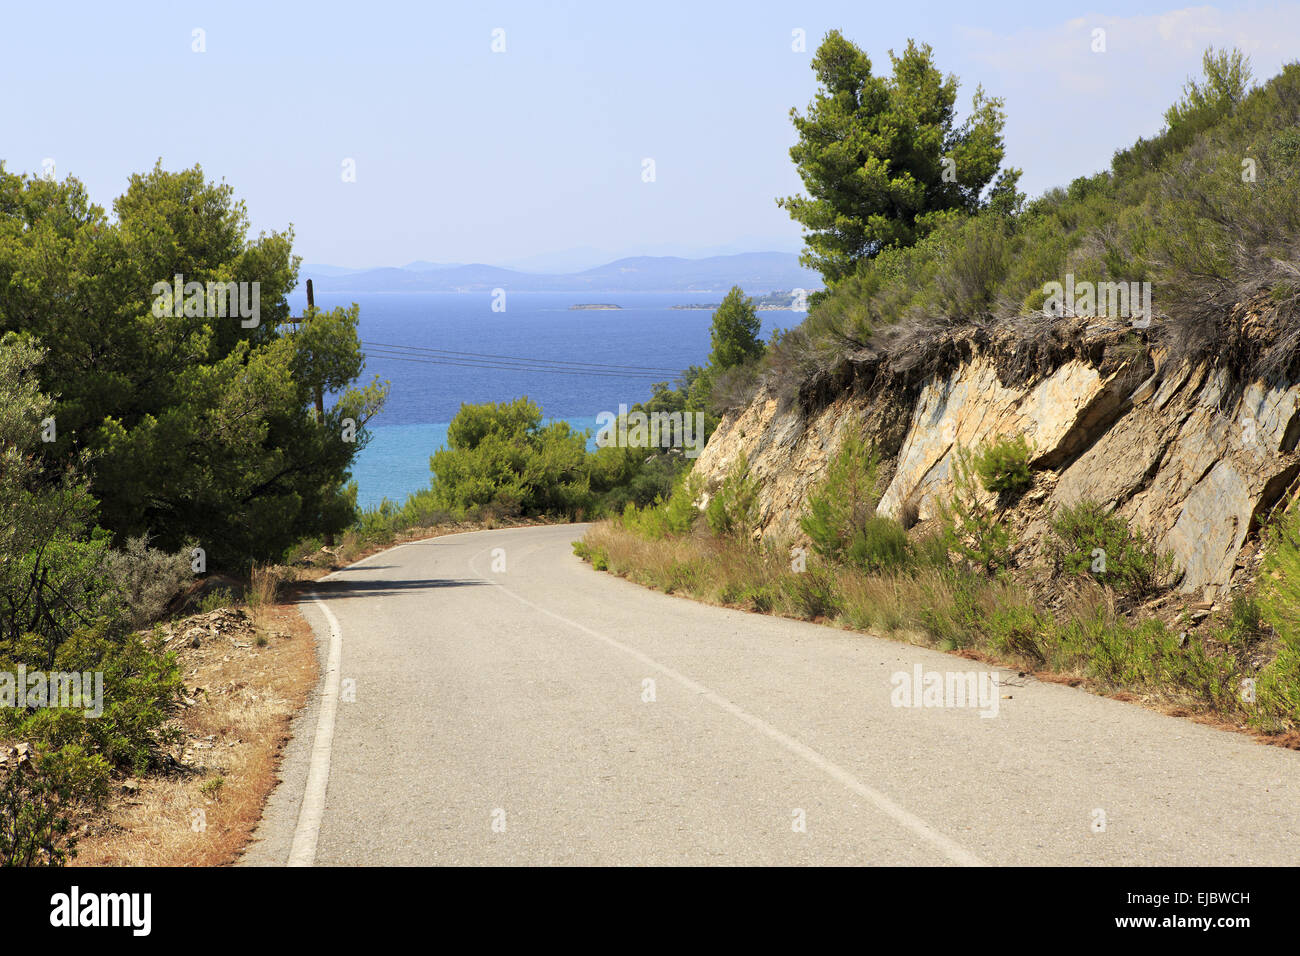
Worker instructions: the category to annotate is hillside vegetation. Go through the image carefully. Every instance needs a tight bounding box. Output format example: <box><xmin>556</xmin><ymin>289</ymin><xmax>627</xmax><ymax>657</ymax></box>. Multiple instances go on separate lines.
<box><xmin>773</xmin><ymin>46</ymin><xmax>1300</xmax><ymax>389</ymax></box>
<box><xmin>0</xmin><ymin>163</ymin><xmax>386</xmax><ymax>863</ymax></box>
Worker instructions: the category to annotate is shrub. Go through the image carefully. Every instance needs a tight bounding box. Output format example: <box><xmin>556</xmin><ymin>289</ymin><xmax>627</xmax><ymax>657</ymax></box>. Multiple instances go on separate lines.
<box><xmin>843</xmin><ymin>516</ymin><xmax>912</xmax><ymax>573</ymax></box>
<box><xmin>621</xmin><ymin>470</ymin><xmax>703</xmax><ymax>540</ymax></box>
<box><xmin>1049</xmin><ymin>603</ymin><xmax>1237</xmax><ymax>707</ymax></box>
<box><xmin>704</xmin><ymin>456</ymin><xmax>759</xmax><ymax>539</ymax></box>
<box><xmin>940</xmin><ymin>446</ymin><xmax>1014</xmax><ymax>574</ymax></box>
<box><xmin>1049</xmin><ymin>500</ymin><xmax>1175</xmax><ymax>604</ymax></box>
<box><xmin>916</xmin><ymin>570</ymin><xmax>985</xmax><ymax>649</ymax></box>
<box><xmin>740</xmin><ymin>584</ymin><xmax>777</xmax><ymax>613</ymax></box>
<box><xmin>927</xmin><ymin>214</ymin><xmax>1014</xmax><ymax>320</ymax></box>
<box><xmin>1259</xmin><ymin>501</ymin><xmax>1300</xmax><ymax>639</ymax></box>
<box><xmin>428</xmin><ymin>398</ymin><xmax>594</xmax><ymax>518</ymax></box>
<box><xmin>662</xmin><ymin>471</ymin><xmax>704</xmax><ymax>535</ymax></box>
<box><xmin>972</xmin><ymin>435</ymin><xmax>1034</xmax><ymax>497</ymax></box>
<box><xmin>780</xmin><ymin>565</ymin><xmax>841</xmax><ymax>620</ymax></box>
<box><xmin>102</xmin><ymin>536</ymin><xmax>193</xmax><ymax>628</ymax></box>
<box><xmin>1</xmin><ymin>627</ymin><xmax>183</xmax><ymax>774</ymax></box>
<box><xmin>1224</xmin><ymin>592</ymin><xmax>1266</xmax><ymax>649</ymax></box>
<box><xmin>1255</xmin><ymin>502</ymin><xmax>1300</xmax><ymax>726</ymax></box>
<box><xmin>0</xmin><ymin>745</ymin><xmax>109</xmax><ymax>867</ymax></box>
<box><xmin>572</xmin><ymin>539</ymin><xmax>610</xmax><ymax>571</ymax></box>
<box><xmin>800</xmin><ymin>427</ymin><xmax>885</xmax><ymax>563</ymax></box>
<box><xmin>984</xmin><ymin>602</ymin><xmax>1049</xmax><ymax>664</ymax></box>
<box><xmin>197</xmin><ymin>588</ymin><xmax>235</xmax><ymax>615</ymax></box>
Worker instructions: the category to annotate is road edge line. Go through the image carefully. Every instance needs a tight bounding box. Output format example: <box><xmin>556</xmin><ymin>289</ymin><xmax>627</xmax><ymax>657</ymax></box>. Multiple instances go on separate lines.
<box><xmin>287</xmin><ymin>592</ymin><xmax>344</xmax><ymax>866</ymax></box>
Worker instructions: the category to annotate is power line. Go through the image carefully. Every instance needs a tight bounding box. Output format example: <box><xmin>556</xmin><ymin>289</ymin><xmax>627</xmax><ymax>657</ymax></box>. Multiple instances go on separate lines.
<box><xmin>361</xmin><ymin>340</ymin><xmax>684</xmax><ymax>374</ymax></box>
<box><xmin>360</xmin><ymin>347</ymin><xmax>671</xmax><ymax>380</ymax></box>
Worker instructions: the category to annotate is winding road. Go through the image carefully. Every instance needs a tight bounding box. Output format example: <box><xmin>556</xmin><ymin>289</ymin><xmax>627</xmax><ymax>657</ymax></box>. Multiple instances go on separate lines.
<box><xmin>242</xmin><ymin>524</ymin><xmax>1300</xmax><ymax>866</ymax></box>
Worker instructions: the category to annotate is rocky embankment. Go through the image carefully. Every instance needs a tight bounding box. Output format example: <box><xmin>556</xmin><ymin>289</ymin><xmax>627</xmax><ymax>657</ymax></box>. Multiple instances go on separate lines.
<box><xmin>694</xmin><ymin>298</ymin><xmax>1300</xmax><ymax>601</ymax></box>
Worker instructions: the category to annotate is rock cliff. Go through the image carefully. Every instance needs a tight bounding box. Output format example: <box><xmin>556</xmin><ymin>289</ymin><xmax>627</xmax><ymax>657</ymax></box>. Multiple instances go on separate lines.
<box><xmin>693</xmin><ymin>298</ymin><xmax>1300</xmax><ymax>598</ymax></box>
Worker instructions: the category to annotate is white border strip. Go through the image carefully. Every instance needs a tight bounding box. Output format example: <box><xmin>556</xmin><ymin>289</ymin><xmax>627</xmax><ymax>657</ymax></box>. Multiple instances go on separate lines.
<box><xmin>287</xmin><ymin>592</ymin><xmax>344</xmax><ymax>867</ymax></box>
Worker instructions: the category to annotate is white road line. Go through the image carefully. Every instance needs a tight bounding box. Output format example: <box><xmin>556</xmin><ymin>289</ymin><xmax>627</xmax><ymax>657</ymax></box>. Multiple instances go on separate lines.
<box><xmin>471</xmin><ymin>545</ymin><xmax>987</xmax><ymax>867</ymax></box>
<box><xmin>287</xmin><ymin>592</ymin><xmax>344</xmax><ymax>867</ymax></box>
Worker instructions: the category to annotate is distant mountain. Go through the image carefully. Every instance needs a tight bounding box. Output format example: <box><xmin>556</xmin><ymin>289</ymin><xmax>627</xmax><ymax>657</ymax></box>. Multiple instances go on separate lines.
<box><xmin>400</xmin><ymin>260</ymin><xmax>466</xmax><ymax>271</ymax></box>
<box><xmin>306</xmin><ymin>252</ymin><xmax>819</xmax><ymax>294</ymax></box>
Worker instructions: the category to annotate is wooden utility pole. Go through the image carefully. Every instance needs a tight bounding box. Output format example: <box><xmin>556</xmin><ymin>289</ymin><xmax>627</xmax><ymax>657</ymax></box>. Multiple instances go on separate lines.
<box><xmin>307</xmin><ymin>278</ymin><xmax>325</xmax><ymax>421</ymax></box>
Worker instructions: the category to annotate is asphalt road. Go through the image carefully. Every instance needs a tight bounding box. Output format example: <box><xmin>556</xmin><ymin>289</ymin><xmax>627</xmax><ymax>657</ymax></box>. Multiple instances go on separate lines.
<box><xmin>243</xmin><ymin>523</ymin><xmax>1300</xmax><ymax>866</ymax></box>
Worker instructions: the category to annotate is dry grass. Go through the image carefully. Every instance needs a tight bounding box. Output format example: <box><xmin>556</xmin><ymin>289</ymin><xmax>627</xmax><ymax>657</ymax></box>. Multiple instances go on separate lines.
<box><xmin>70</xmin><ymin>602</ymin><xmax>317</xmax><ymax>866</ymax></box>
<box><xmin>246</xmin><ymin>565</ymin><xmax>291</xmax><ymax>609</ymax></box>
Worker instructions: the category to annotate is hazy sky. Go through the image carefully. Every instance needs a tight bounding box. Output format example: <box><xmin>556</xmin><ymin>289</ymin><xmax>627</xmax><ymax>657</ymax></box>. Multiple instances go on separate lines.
<box><xmin>3</xmin><ymin>1</ymin><xmax>1298</xmax><ymax>269</ymax></box>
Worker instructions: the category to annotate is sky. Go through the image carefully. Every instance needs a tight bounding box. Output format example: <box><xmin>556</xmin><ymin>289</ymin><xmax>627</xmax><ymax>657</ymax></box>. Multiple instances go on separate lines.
<box><xmin>3</xmin><ymin>1</ymin><xmax>1299</xmax><ymax>270</ymax></box>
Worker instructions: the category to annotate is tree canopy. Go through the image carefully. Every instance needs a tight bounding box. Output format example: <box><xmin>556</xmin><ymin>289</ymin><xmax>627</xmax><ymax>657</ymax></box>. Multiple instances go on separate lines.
<box><xmin>707</xmin><ymin>286</ymin><xmax>764</xmax><ymax>369</ymax></box>
<box><xmin>0</xmin><ymin>161</ymin><xmax>387</xmax><ymax>567</ymax></box>
<box><xmin>1165</xmin><ymin>46</ymin><xmax>1254</xmax><ymax>132</ymax></box>
<box><xmin>778</xmin><ymin>31</ymin><xmax>1014</xmax><ymax>287</ymax></box>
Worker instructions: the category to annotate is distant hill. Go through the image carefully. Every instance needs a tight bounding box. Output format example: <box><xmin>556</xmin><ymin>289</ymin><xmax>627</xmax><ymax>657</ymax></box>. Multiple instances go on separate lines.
<box><xmin>304</xmin><ymin>252</ymin><xmax>819</xmax><ymax>294</ymax></box>
<box><xmin>400</xmin><ymin>260</ymin><xmax>466</xmax><ymax>271</ymax></box>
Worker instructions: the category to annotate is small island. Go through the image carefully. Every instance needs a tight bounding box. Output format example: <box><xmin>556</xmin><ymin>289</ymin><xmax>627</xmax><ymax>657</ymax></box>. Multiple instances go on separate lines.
<box><xmin>570</xmin><ymin>303</ymin><xmax>621</xmax><ymax>310</ymax></box>
<box><xmin>671</xmin><ymin>290</ymin><xmax>817</xmax><ymax>311</ymax></box>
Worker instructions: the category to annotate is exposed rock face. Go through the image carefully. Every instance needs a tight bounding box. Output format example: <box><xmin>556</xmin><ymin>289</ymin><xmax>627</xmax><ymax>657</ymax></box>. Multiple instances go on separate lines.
<box><xmin>693</xmin><ymin>304</ymin><xmax>1300</xmax><ymax>596</ymax></box>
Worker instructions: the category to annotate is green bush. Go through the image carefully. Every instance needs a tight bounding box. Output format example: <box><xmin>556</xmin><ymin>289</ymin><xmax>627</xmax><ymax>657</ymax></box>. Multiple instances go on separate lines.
<box><xmin>0</xmin><ymin>744</ymin><xmax>109</xmax><ymax>867</ymax></box>
<box><xmin>940</xmin><ymin>446</ymin><xmax>1014</xmax><ymax>574</ymax></box>
<box><xmin>843</xmin><ymin>517</ymin><xmax>912</xmax><ymax>573</ymax></box>
<box><xmin>621</xmin><ymin>470</ymin><xmax>703</xmax><ymax>541</ymax></box>
<box><xmin>705</xmin><ymin>455</ymin><xmax>759</xmax><ymax>539</ymax></box>
<box><xmin>1259</xmin><ymin>501</ymin><xmax>1300</xmax><ymax>638</ymax></box>
<box><xmin>572</xmin><ymin>539</ymin><xmax>610</xmax><ymax>571</ymax></box>
<box><xmin>800</xmin><ymin>427</ymin><xmax>886</xmax><ymax>563</ymax></box>
<box><xmin>972</xmin><ymin>435</ymin><xmax>1034</xmax><ymax>497</ymax></box>
<box><xmin>780</xmin><ymin>566</ymin><xmax>841</xmax><ymax>620</ymax></box>
<box><xmin>1049</xmin><ymin>500</ymin><xmax>1175</xmax><ymax>604</ymax></box>
<box><xmin>740</xmin><ymin>584</ymin><xmax>777</xmax><ymax>613</ymax></box>
<box><xmin>926</xmin><ymin>214</ymin><xmax>1014</xmax><ymax>320</ymax></box>
<box><xmin>984</xmin><ymin>602</ymin><xmax>1049</xmax><ymax>664</ymax></box>
<box><xmin>1049</xmin><ymin>605</ymin><xmax>1237</xmax><ymax>707</ymax></box>
<box><xmin>1255</xmin><ymin>502</ymin><xmax>1300</xmax><ymax>726</ymax></box>
<box><xmin>917</xmin><ymin>572</ymin><xmax>985</xmax><ymax>650</ymax></box>
<box><xmin>427</xmin><ymin>398</ymin><xmax>596</xmax><ymax>518</ymax></box>
<box><xmin>197</xmin><ymin>588</ymin><xmax>235</xmax><ymax>615</ymax></box>
<box><xmin>0</xmin><ymin>628</ymin><xmax>183</xmax><ymax>774</ymax></box>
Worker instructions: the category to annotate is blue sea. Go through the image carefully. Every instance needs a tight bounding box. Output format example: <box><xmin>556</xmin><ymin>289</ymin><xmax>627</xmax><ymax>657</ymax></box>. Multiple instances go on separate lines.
<box><xmin>284</xmin><ymin>291</ymin><xmax>798</xmax><ymax>510</ymax></box>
